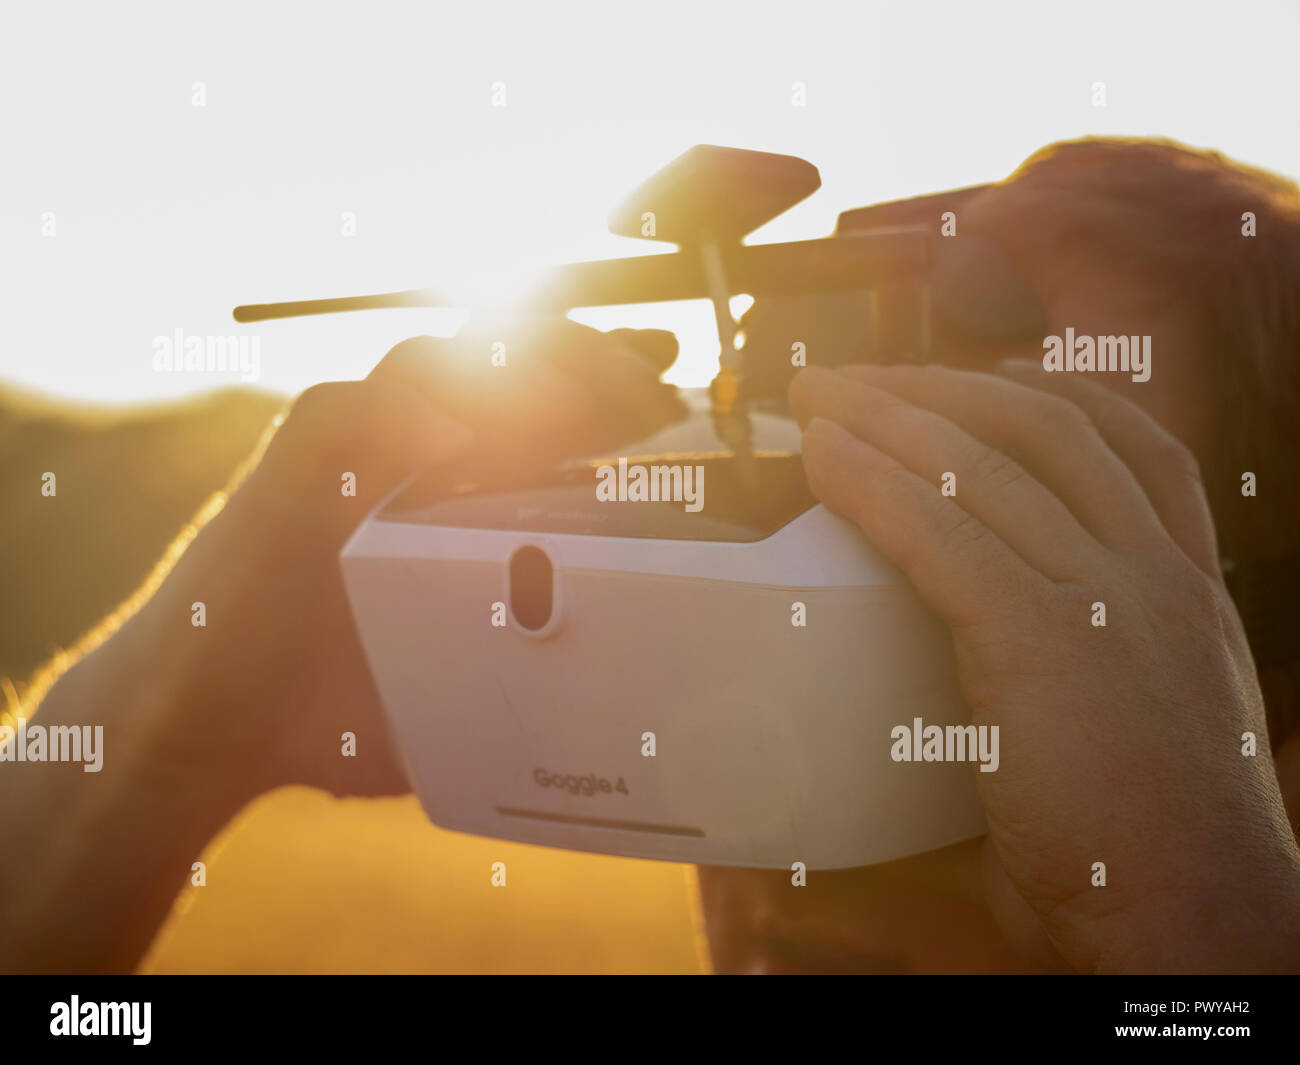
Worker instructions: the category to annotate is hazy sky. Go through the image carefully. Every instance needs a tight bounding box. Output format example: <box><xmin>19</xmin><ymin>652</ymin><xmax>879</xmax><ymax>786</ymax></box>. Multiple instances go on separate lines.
<box><xmin>4</xmin><ymin>0</ymin><xmax>1297</xmax><ymax>403</ymax></box>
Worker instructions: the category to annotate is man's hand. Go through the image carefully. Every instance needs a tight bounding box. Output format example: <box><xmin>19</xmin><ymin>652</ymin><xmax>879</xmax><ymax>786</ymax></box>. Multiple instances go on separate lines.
<box><xmin>135</xmin><ymin>317</ymin><xmax>685</xmax><ymax>802</ymax></box>
<box><xmin>0</xmin><ymin>316</ymin><xmax>684</xmax><ymax>973</ymax></box>
<box><xmin>791</xmin><ymin>359</ymin><xmax>1300</xmax><ymax>972</ymax></box>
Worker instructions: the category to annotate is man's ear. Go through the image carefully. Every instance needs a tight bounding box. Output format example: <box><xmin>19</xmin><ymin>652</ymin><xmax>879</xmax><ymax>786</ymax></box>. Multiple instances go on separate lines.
<box><xmin>1275</xmin><ymin>730</ymin><xmax>1300</xmax><ymax>843</ymax></box>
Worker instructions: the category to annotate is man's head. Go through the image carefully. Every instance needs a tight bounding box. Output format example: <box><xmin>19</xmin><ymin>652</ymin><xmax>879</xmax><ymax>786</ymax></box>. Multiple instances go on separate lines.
<box><xmin>701</xmin><ymin>137</ymin><xmax>1300</xmax><ymax>973</ymax></box>
<box><xmin>957</xmin><ymin>138</ymin><xmax>1300</xmax><ymax>559</ymax></box>
<box><xmin>956</xmin><ymin>138</ymin><xmax>1300</xmax><ymax>749</ymax></box>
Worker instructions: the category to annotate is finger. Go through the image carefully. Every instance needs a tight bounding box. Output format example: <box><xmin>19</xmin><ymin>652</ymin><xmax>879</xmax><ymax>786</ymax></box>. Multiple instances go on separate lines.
<box><xmin>800</xmin><ymin>415</ymin><xmax>1047</xmax><ymax>631</ymax></box>
<box><xmin>790</xmin><ymin>366</ymin><xmax>1097</xmax><ymax>582</ymax></box>
<box><xmin>367</xmin><ymin>334</ymin><xmax>468</xmax><ymax>420</ymax></box>
<box><xmin>835</xmin><ymin>363</ymin><xmax>1169</xmax><ymax>555</ymax></box>
<box><xmin>603</xmin><ymin>327</ymin><xmax>679</xmax><ymax>376</ymax></box>
<box><xmin>367</xmin><ymin>333</ymin><xmax>585</xmax><ymax>450</ymax></box>
<box><xmin>254</xmin><ymin>377</ymin><xmax>473</xmax><ymax>542</ymax></box>
<box><xmin>370</xmin><ymin>327</ymin><xmax>685</xmax><ymax>445</ymax></box>
<box><xmin>534</xmin><ymin>320</ymin><xmax>687</xmax><ymax>432</ymax></box>
<box><xmin>996</xmin><ymin>357</ymin><xmax>1222</xmax><ymax>581</ymax></box>
<box><xmin>280</xmin><ymin>377</ymin><xmax>472</xmax><ymax>477</ymax></box>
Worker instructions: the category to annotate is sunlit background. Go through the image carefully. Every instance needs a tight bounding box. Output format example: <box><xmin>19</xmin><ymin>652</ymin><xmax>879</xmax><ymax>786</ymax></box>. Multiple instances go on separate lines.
<box><xmin>4</xmin><ymin>0</ymin><xmax>1299</xmax><ymax>403</ymax></box>
<box><xmin>4</xmin><ymin>0</ymin><xmax>1300</xmax><ymax>974</ymax></box>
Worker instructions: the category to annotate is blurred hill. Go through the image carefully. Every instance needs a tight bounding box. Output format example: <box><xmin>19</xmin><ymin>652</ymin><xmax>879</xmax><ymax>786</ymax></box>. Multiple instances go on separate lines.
<box><xmin>0</xmin><ymin>382</ymin><xmax>705</xmax><ymax>973</ymax></box>
<box><xmin>0</xmin><ymin>383</ymin><xmax>285</xmax><ymax>682</ymax></box>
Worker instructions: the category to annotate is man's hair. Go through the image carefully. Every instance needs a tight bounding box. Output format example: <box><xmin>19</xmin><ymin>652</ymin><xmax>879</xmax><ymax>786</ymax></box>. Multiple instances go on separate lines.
<box><xmin>981</xmin><ymin>137</ymin><xmax>1300</xmax><ymax>557</ymax></box>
